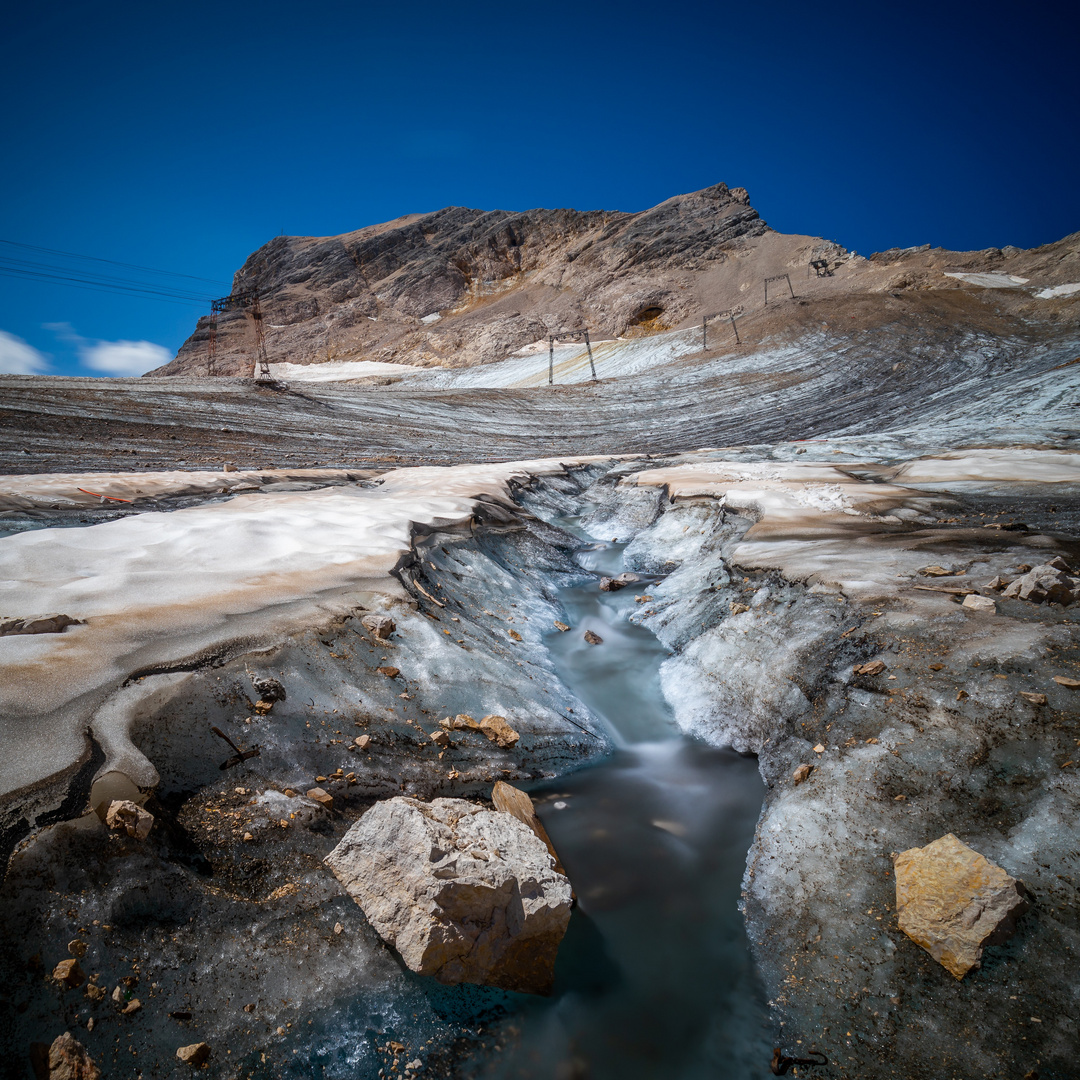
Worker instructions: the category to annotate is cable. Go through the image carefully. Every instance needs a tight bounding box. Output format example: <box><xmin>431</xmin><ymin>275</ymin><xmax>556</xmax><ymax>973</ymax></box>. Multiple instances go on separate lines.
<box><xmin>0</xmin><ymin>256</ymin><xmax>217</xmax><ymax>302</ymax></box>
<box><xmin>0</xmin><ymin>266</ymin><xmax>212</xmax><ymax>307</ymax></box>
<box><xmin>0</xmin><ymin>238</ymin><xmax>231</xmax><ymax>288</ymax></box>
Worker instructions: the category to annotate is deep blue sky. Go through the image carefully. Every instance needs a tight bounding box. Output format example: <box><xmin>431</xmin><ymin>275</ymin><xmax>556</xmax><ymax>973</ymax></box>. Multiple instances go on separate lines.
<box><xmin>2</xmin><ymin>0</ymin><xmax>1077</xmax><ymax>377</ymax></box>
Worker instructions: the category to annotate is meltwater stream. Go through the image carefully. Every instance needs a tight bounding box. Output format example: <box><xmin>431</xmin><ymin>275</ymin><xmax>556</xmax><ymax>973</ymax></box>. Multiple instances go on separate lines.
<box><xmin>464</xmin><ymin>527</ymin><xmax>773</xmax><ymax>1079</ymax></box>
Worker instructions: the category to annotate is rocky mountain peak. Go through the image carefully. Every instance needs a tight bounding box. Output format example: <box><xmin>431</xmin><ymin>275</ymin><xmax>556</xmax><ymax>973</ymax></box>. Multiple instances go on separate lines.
<box><xmin>157</xmin><ymin>183</ymin><xmax>774</xmax><ymax>376</ymax></box>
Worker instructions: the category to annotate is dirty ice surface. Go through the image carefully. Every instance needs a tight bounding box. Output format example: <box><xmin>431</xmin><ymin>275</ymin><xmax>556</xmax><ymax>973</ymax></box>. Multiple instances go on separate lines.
<box><xmin>0</xmin><ymin>457</ymin><xmax>608</xmax><ymax>800</ymax></box>
<box><xmin>462</xmin><ymin>524</ymin><xmax>770</xmax><ymax>1079</ymax></box>
<box><xmin>267</xmin><ymin>360</ymin><xmax>425</xmax><ymax>382</ymax></box>
<box><xmin>943</xmin><ymin>271</ymin><xmax>1029</xmax><ymax>288</ymax></box>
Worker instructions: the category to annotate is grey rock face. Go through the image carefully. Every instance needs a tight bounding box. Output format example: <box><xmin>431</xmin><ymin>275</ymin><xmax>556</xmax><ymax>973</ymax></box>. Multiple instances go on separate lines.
<box><xmin>159</xmin><ymin>183</ymin><xmax>770</xmax><ymax>376</ymax></box>
<box><xmin>325</xmin><ymin>796</ymin><xmax>571</xmax><ymax>995</ymax></box>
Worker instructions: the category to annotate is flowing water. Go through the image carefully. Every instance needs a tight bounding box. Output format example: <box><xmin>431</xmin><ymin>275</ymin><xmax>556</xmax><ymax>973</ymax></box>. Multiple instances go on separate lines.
<box><xmin>463</xmin><ymin>524</ymin><xmax>773</xmax><ymax>1079</ymax></box>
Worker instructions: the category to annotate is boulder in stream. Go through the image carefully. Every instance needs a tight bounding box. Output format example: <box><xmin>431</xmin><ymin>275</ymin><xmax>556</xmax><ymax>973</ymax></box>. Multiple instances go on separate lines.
<box><xmin>325</xmin><ymin>796</ymin><xmax>572</xmax><ymax>994</ymax></box>
<box><xmin>894</xmin><ymin>833</ymin><xmax>1029</xmax><ymax>978</ymax></box>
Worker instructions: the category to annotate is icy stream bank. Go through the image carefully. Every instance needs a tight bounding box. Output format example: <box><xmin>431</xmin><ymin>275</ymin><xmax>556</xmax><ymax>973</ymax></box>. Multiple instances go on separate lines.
<box><xmin>457</xmin><ymin>521</ymin><xmax>770</xmax><ymax>1078</ymax></box>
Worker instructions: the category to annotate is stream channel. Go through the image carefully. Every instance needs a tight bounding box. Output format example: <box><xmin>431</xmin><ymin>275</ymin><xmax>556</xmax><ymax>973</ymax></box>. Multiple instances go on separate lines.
<box><xmin>460</xmin><ymin>518</ymin><xmax>773</xmax><ymax>1079</ymax></box>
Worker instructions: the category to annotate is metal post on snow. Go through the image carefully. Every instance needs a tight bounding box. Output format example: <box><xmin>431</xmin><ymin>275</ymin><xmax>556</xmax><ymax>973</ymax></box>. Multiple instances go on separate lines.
<box><xmin>549</xmin><ymin>337</ymin><xmax>554</xmax><ymax>385</ymax></box>
<box><xmin>584</xmin><ymin>330</ymin><xmax>597</xmax><ymax>380</ymax></box>
<box><xmin>702</xmin><ymin>316</ymin><xmax>707</xmax><ymax>351</ymax></box>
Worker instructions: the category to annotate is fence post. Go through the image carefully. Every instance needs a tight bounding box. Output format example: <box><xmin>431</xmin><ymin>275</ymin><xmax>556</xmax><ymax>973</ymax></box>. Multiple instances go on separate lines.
<box><xmin>549</xmin><ymin>337</ymin><xmax>554</xmax><ymax>385</ymax></box>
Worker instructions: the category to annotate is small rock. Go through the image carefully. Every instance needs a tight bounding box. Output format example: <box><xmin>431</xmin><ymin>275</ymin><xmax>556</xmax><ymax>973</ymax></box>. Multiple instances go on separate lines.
<box><xmin>962</xmin><ymin>594</ymin><xmax>996</xmax><ymax>613</ymax></box>
<box><xmin>507</xmin><ymin>629</ymin><xmax>523</xmax><ymax>642</ymax></box>
<box><xmin>984</xmin><ymin>576</ymin><xmax>1010</xmax><ymax>591</ymax></box>
<box><xmin>67</xmin><ymin>939</ymin><xmax>87</xmax><ymax>958</ymax></box>
<box><xmin>307</xmin><ymin>787</ymin><xmax>334</xmax><ymax>808</ymax></box>
<box><xmin>121</xmin><ymin>998</ymin><xmax>141</xmax><ymax>1015</ymax></box>
<box><xmin>1019</xmin><ymin>692</ymin><xmax>1048</xmax><ymax>705</ymax></box>
<box><xmin>439</xmin><ymin>714</ymin><xmax>519</xmax><ymax>749</ymax></box>
<box><xmin>598</xmin><ymin>573</ymin><xmax>638</xmax><ymax>592</ymax></box>
<box><xmin>362</xmin><ymin>614</ymin><xmax>396</xmax><ymax>640</ymax></box>
<box><xmin>894</xmin><ymin>833</ymin><xmax>1029</xmax><ymax>979</ymax></box>
<box><xmin>792</xmin><ymin>764</ymin><xmax>814</xmax><ymax>784</ymax></box>
<box><xmin>813</xmin><ymin>744</ymin><xmax>825</xmax><ymax>754</ymax></box>
<box><xmin>553</xmin><ymin>621</ymin><xmax>570</xmax><ymax>632</ymax></box>
<box><xmin>918</xmin><ymin>565</ymin><xmax>955</xmax><ymax>577</ymax></box>
<box><xmin>956</xmin><ymin>689</ymin><xmax>969</xmax><ymax>700</ymax></box>
<box><xmin>729</xmin><ymin>602</ymin><xmax>750</xmax><ymax>615</ymax></box>
<box><xmin>354</xmin><ymin>734</ymin><xmax>371</xmax><ymax>750</ymax></box>
<box><xmin>250</xmin><ymin>674</ymin><xmax>286</xmax><ymax>702</ymax></box>
<box><xmin>853</xmin><ymin>659</ymin><xmax>886</xmax><ymax>676</ymax></box>
<box><xmin>85</xmin><ymin>983</ymin><xmax>105</xmax><ymax>1002</ymax></box>
<box><xmin>1053</xmin><ymin>676</ymin><xmax>1080</xmax><ymax>688</ymax></box>
<box><xmin>377</xmin><ymin>666</ymin><xmax>400</xmax><ymax>678</ymax></box>
<box><xmin>223</xmin><ymin>462</ymin><xmax>237</xmax><ymax>472</ymax></box>
<box><xmin>242</xmin><ymin>832</ymin><xmax>254</xmax><ymax>842</ymax></box>
<box><xmin>429</xmin><ymin>730</ymin><xmax>451</xmax><ymax>748</ymax></box>
<box><xmin>111</xmin><ymin>985</ymin><xmax>124</xmax><ymax>1004</ymax></box>
<box><xmin>583</xmin><ymin>630</ymin><xmax>603</xmax><ymax>645</ymax></box>
<box><xmin>85</xmin><ymin>1018</ymin><xmax>93</xmax><ymax>1032</ymax></box>
<box><xmin>0</xmin><ymin>613</ymin><xmax>81</xmax><ymax>637</ymax></box>
<box><xmin>176</xmin><ymin>1042</ymin><xmax>211</xmax><ymax>1067</ymax></box>
<box><xmin>52</xmin><ymin>959</ymin><xmax>85</xmax><ymax>988</ymax></box>
<box><xmin>34</xmin><ymin>1032</ymin><xmax>101</xmax><ymax>1080</ymax></box>
<box><xmin>104</xmin><ymin>800</ymin><xmax>154</xmax><ymax>841</ymax></box>
<box><xmin>333</xmin><ymin>922</ymin><xmax>344</xmax><ymax>935</ymax></box>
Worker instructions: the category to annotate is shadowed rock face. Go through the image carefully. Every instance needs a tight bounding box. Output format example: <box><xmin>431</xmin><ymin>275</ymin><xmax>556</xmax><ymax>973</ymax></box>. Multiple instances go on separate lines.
<box><xmin>158</xmin><ymin>184</ymin><xmax>770</xmax><ymax>376</ymax></box>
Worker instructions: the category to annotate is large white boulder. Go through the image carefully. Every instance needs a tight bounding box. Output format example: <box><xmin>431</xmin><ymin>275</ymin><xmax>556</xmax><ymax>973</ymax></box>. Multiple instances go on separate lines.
<box><xmin>325</xmin><ymin>797</ymin><xmax>571</xmax><ymax>994</ymax></box>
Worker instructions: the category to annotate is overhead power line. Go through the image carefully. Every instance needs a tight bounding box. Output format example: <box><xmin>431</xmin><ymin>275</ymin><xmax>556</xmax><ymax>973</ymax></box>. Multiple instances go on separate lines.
<box><xmin>0</xmin><ymin>239</ymin><xmax>231</xmax><ymax>287</ymax></box>
<box><xmin>0</xmin><ymin>238</ymin><xmax>234</xmax><ymax>307</ymax></box>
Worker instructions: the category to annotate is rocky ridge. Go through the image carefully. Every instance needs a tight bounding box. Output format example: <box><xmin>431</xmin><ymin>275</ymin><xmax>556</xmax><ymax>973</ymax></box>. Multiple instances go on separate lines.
<box><xmin>154</xmin><ymin>182</ymin><xmax>1080</xmax><ymax>380</ymax></box>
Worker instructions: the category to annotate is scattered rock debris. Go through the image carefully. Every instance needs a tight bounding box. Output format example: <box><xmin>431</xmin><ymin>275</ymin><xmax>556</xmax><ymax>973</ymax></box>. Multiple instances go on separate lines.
<box><xmin>439</xmin><ymin>713</ymin><xmax>520</xmax><ymax>749</ymax></box>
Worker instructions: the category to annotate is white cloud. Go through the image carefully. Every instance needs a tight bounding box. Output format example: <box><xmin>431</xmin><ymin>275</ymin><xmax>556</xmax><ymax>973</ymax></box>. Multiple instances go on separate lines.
<box><xmin>80</xmin><ymin>339</ymin><xmax>173</xmax><ymax>376</ymax></box>
<box><xmin>0</xmin><ymin>330</ymin><xmax>50</xmax><ymax>374</ymax></box>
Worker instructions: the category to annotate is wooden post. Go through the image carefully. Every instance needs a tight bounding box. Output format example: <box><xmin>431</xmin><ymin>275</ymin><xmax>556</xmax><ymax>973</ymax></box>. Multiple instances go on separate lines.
<box><xmin>702</xmin><ymin>315</ymin><xmax>707</xmax><ymax>351</ymax></box>
<box><xmin>584</xmin><ymin>330</ymin><xmax>597</xmax><ymax>380</ymax></box>
<box><xmin>549</xmin><ymin>337</ymin><xmax>554</xmax><ymax>385</ymax></box>
<box><xmin>730</xmin><ymin>313</ymin><xmax>740</xmax><ymax>344</ymax></box>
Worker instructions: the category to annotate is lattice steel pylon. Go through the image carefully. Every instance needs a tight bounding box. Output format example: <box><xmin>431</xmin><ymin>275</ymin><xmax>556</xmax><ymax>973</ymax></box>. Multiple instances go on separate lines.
<box><xmin>206</xmin><ymin>290</ymin><xmax>271</xmax><ymax>379</ymax></box>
